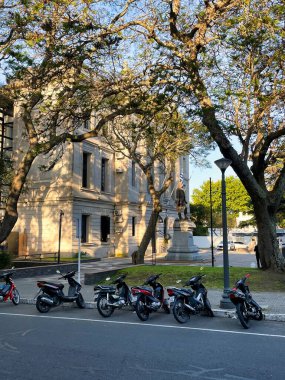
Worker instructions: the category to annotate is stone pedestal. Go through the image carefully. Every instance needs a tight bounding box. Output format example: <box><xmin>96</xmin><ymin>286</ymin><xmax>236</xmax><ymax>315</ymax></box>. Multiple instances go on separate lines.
<box><xmin>166</xmin><ymin>219</ymin><xmax>201</xmax><ymax>261</ymax></box>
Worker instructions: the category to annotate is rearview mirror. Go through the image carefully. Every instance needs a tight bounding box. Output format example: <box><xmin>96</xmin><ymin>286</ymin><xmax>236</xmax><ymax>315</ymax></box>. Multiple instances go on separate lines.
<box><xmin>106</xmin><ymin>277</ymin><xmax>111</xmax><ymax>281</ymax></box>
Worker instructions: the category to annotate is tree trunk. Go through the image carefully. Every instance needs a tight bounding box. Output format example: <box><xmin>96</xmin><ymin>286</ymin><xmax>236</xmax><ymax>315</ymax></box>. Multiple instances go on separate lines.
<box><xmin>0</xmin><ymin>149</ymin><xmax>36</xmax><ymax>243</ymax></box>
<box><xmin>136</xmin><ymin>210</ymin><xmax>160</xmax><ymax>264</ymax></box>
<box><xmin>253</xmin><ymin>200</ymin><xmax>285</xmax><ymax>271</ymax></box>
<box><xmin>188</xmin><ymin>66</ymin><xmax>285</xmax><ymax>271</ymax></box>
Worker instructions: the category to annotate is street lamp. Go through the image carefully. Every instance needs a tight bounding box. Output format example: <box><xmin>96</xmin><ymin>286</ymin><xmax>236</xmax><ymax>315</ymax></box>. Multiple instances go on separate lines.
<box><xmin>209</xmin><ymin>177</ymin><xmax>214</xmax><ymax>267</ymax></box>
<box><xmin>214</xmin><ymin>157</ymin><xmax>235</xmax><ymax>309</ymax></box>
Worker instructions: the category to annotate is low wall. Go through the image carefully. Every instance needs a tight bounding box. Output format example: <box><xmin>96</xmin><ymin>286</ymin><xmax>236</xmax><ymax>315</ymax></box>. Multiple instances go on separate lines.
<box><xmin>0</xmin><ymin>263</ymin><xmax>78</xmax><ymax>279</ymax></box>
<box><xmin>1</xmin><ymin>259</ymin><xmax>100</xmax><ymax>279</ymax></box>
<box><xmin>193</xmin><ymin>236</ymin><xmax>221</xmax><ymax>249</ymax></box>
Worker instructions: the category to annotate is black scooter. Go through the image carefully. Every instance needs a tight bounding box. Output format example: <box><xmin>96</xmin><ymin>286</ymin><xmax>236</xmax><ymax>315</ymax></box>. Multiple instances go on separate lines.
<box><xmin>229</xmin><ymin>273</ymin><xmax>263</xmax><ymax>329</ymax></box>
<box><xmin>170</xmin><ymin>274</ymin><xmax>214</xmax><ymax>323</ymax></box>
<box><xmin>35</xmin><ymin>270</ymin><xmax>85</xmax><ymax>313</ymax></box>
<box><xmin>94</xmin><ymin>274</ymin><xmax>137</xmax><ymax>318</ymax></box>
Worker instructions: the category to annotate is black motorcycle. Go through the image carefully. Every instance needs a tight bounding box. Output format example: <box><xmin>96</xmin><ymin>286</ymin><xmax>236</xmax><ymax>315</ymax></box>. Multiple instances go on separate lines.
<box><xmin>35</xmin><ymin>270</ymin><xmax>85</xmax><ymax>313</ymax></box>
<box><xmin>132</xmin><ymin>274</ymin><xmax>170</xmax><ymax>321</ymax></box>
<box><xmin>229</xmin><ymin>274</ymin><xmax>263</xmax><ymax>329</ymax></box>
<box><xmin>94</xmin><ymin>274</ymin><xmax>137</xmax><ymax>318</ymax></box>
<box><xmin>170</xmin><ymin>274</ymin><xmax>214</xmax><ymax>323</ymax></box>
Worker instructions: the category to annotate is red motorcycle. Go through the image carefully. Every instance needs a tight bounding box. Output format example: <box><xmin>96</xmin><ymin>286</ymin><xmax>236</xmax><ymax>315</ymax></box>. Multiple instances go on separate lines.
<box><xmin>132</xmin><ymin>274</ymin><xmax>170</xmax><ymax>321</ymax></box>
<box><xmin>0</xmin><ymin>271</ymin><xmax>20</xmax><ymax>305</ymax></box>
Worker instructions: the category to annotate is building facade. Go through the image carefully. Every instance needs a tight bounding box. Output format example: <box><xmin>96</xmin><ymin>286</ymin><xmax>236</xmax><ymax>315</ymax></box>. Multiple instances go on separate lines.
<box><xmin>1</xmin><ymin>102</ymin><xmax>190</xmax><ymax>259</ymax></box>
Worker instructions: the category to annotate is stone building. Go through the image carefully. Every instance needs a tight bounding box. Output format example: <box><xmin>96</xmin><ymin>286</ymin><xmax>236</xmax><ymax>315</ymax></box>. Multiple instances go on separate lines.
<box><xmin>0</xmin><ymin>101</ymin><xmax>190</xmax><ymax>259</ymax></box>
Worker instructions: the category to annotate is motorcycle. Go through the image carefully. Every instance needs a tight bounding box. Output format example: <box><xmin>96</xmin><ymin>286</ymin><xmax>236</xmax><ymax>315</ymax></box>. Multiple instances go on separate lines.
<box><xmin>229</xmin><ymin>273</ymin><xmax>263</xmax><ymax>329</ymax></box>
<box><xmin>94</xmin><ymin>274</ymin><xmax>137</xmax><ymax>317</ymax></box>
<box><xmin>35</xmin><ymin>270</ymin><xmax>85</xmax><ymax>313</ymax></box>
<box><xmin>0</xmin><ymin>270</ymin><xmax>20</xmax><ymax>305</ymax></box>
<box><xmin>132</xmin><ymin>273</ymin><xmax>170</xmax><ymax>321</ymax></box>
<box><xmin>170</xmin><ymin>274</ymin><xmax>214</xmax><ymax>324</ymax></box>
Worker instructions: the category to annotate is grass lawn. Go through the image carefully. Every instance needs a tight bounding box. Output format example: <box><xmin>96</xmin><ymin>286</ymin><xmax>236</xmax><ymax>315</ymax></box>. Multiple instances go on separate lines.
<box><xmin>101</xmin><ymin>265</ymin><xmax>285</xmax><ymax>292</ymax></box>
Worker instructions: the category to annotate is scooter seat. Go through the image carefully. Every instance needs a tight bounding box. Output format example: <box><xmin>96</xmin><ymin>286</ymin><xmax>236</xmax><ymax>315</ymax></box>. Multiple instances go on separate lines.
<box><xmin>38</xmin><ymin>281</ymin><xmax>64</xmax><ymax>290</ymax></box>
<box><xmin>94</xmin><ymin>285</ymin><xmax>115</xmax><ymax>291</ymax></box>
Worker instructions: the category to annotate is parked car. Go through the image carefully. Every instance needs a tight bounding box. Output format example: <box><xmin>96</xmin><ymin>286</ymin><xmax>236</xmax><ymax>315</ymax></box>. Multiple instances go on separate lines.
<box><xmin>216</xmin><ymin>241</ymin><xmax>235</xmax><ymax>250</ymax></box>
<box><xmin>216</xmin><ymin>240</ymin><xmax>248</xmax><ymax>251</ymax></box>
<box><xmin>231</xmin><ymin>241</ymin><xmax>248</xmax><ymax>251</ymax></box>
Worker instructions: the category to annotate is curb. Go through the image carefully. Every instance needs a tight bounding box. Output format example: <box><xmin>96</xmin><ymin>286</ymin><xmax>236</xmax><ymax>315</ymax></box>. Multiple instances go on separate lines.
<box><xmin>212</xmin><ymin>308</ymin><xmax>285</xmax><ymax>322</ymax></box>
<box><xmin>19</xmin><ymin>298</ymin><xmax>285</xmax><ymax>321</ymax></box>
<box><xmin>20</xmin><ymin>298</ymin><xmax>96</xmax><ymax>309</ymax></box>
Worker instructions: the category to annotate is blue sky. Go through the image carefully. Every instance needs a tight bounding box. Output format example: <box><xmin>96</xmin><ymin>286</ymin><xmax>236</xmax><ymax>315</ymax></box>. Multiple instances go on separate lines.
<box><xmin>189</xmin><ymin>148</ymin><xmax>236</xmax><ymax>200</ymax></box>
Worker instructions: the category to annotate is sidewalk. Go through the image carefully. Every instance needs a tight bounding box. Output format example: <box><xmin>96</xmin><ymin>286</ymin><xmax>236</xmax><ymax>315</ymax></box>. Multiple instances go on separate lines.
<box><xmin>7</xmin><ymin>252</ymin><xmax>285</xmax><ymax>322</ymax></box>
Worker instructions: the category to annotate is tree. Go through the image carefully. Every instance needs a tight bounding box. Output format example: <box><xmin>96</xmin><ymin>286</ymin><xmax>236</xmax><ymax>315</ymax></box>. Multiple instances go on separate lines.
<box><xmin>0</xmin><ymin>0</ymin><xmax>157</xmax><ymax>243</ymax></box>
<box><xmin>103</xmin><ymin>99</ymin><xmax>193</xmax><ymax>263</ymax></box>
<box><xmin>189</xmin><ymin>203</ymin><xmax>209</xmax><ymax>236</ymax></box>
<box><xmin>191</xmin><ymin>176</ymin><xmax>252</xmax><ymax>233</ymax></box>
<box><xmin>125</xmin><ymin>0</ymin><xmax>285</xmax><ymax>270</ymax></box>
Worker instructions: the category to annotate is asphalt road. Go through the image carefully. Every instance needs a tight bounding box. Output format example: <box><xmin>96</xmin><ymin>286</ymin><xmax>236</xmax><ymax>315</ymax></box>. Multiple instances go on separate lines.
<box><xmin>0</xmin><ymin>303</ymin><xmax>284</xmax><ymax>380</ymax></box>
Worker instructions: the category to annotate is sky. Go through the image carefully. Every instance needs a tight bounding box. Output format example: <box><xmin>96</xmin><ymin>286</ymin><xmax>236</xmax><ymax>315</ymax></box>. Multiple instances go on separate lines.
<box><xmin>189</xmin><ymin>148</ymin><xmax>236</xmax><ymax>201</ymax></box>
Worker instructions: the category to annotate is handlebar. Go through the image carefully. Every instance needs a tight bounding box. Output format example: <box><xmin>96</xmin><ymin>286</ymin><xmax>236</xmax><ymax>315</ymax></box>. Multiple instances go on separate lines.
<box><xmin>0</xmin><ymin>271</ymin><xmax>15</xmax><ymax>279</ymax></box>
<box><xmin>113</xmin><ymin>274</ymin><xmax>127</xmax><ymax>284</ymax></box>
<box><xmin>58</xmin><ymin>270</ymin><xmax>76</xmax><ymax>280</ymax></box>
<box><xmin>184</xmin><ymin>274</ymin><xmax>205</xmax><ymax>286</ymax></box>
<box><xmin>233</xmin><ymin>274</ymin><xmax>251</xmax><ymax>291</ymax></box>
<box><xmin>143</xmin><ymin>273</ymin><xmax>162</xmax><ymax>285</ymax></box>
<box><xmin>237</xmin><ymin>274</ymin><xmax>250</xmax><ymax>284</ymax></box>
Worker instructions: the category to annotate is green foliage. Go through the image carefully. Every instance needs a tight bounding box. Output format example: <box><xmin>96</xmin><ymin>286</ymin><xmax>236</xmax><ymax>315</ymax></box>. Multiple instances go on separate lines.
<box><xmin>192</xmin><ymin>177</ymin><xmax>252</xmax><ymax>215</ymax></box>
<box><xmin>191</xmin><ymin>177</ymin><xmax>253</xmax><ymax>230</ymax></box>
<box><xmin>0</xmin><ymin>251</ymin><xmax>12</xmax><ymax>269</ymax></box>
<box><xmin>193</xmin><ymin>225</ymin><xmax>208</xmax><ymax>236</ymax></box>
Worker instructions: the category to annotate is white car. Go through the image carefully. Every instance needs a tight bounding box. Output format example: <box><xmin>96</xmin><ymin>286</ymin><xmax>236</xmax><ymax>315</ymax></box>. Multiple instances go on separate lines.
<box><xmin>231</xmin><ymin>241</ymin><xmax>248</xmax><ymax>251</ymax></box>
<box><xmin>216</xmin><ymin>241</ymin><xmax>235</xmax><ymax>250</ymax></box>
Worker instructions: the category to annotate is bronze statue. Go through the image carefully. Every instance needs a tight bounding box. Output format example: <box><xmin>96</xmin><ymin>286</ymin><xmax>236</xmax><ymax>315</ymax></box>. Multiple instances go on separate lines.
<box><xmin>175</xmin><ymin>181</ymin><xmax>188</xmax><ymax>220</ymax></box>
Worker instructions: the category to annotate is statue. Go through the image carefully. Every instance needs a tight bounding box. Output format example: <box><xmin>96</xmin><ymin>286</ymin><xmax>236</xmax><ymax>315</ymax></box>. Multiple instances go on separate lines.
<box><xmin>166</xmin><ymin>180</ymin><xmax>200</xmax><ymax>260</ymax></box>
<box><xmin>175</xmin><ymin>181</ymin><xmax>188</xmax><ymax>220</ymax></box>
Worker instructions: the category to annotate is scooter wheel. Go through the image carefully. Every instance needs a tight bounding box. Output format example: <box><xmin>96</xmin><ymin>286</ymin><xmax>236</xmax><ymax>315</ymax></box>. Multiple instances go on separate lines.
<box><xmin>135</xmin><ymin>297</ymin><xmax>149</xmax><ymax>321</ymax></box>
<box><xmin>76</xmin><ymin>293</ymin><xmax>85</xmax><ymax>309</ymax></box>
<box><xmin>236</xmin><ymin>302</ymin><xmax>249</xmax><ymax>329</ymax></box>
<box><xmin>36</xmin><ymin>297</ymin><xmax>51</xmax><ymax>313</ymax></box>
<box><xmin>97</xmin><ymin>295</ymin><xmax>114</xmax><ymax>318</ymax></box>
<box><xmin>204</xmin><ymin>298</ymin><xmax>214</xmax><ymax>317</ymax></box>
<box><xmin>173</xmin><ymin>299</ymin><xmax>190</xmax><ymax>324</ymax></box>
<box><xmin>11</xmin><ymin>289</ymin><xmax>20</xmax><ymax>305</ymax></box>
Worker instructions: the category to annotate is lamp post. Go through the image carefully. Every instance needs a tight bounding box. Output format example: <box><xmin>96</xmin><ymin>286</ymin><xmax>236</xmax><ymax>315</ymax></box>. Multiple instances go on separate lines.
<box><xmin>214</xmin><ymin>158</ymin><xmax>235</xmax><ymax>309</ymax></box>
<box><xmin>57</xmin><ymin>210</ymin><xmax>64</xmax><ymax>264</ymax></box>
<box><xmin>210</xmin><ymin>177</ymin><xmax>214</xmax><ymax>267</ymax></box>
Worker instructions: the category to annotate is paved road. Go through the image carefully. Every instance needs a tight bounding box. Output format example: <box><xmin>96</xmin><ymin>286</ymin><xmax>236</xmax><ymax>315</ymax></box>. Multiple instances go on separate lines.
<box><xmin>0</xmin><ymin>304</ymin><xmax>284</xmax><ymax>380</ymax></box>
